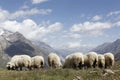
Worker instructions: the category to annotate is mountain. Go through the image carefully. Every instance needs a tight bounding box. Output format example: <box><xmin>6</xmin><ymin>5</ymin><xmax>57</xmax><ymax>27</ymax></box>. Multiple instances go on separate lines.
<box><xmin>0</xmin><ymin>29</ymin><xmax>56</xmax><ymax>67</ymax></box>
<box><xmin>92</xmin><ymin>39</ymin><xmax>120</xmax><ymax>60</ymax></box>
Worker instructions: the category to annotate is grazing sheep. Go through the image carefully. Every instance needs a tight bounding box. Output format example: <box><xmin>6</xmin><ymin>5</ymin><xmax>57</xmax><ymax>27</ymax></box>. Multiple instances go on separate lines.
<box><xmin>6</xmin><ymin>61</ymin><xmax>15</xmax><ymax>70</ymax></box>
<box><xmin>72</xmin><ymin>52</ymin><xmax>84</xmax><ymax>69</ymax></box>
<box><xmin>6</xmin><ymin>55</ymin><xmax>21</xmax><ymax>70</ymax></box>
<box><xmin>6</xmin><ymin>55</ymin><xmax>31</xmax><ymax>70</ymax></box>
<box><xmin>20</xmin><ymin>55</ymin><xmax>31</xmax><ymax>70</ymax></box>
<box><xmin>98</xmin><ymin>54</ymin><xmax>105</xmax><ymax>68</ymax></box>
<box><xmin>48</xmin><ymin>53</ymin><xmax>62</xmax><ymax>68</ymax></box>
<box><xmin>63</xmin><ymin>54</ymin><xmax>73</xmax><ymax>68</ymax></box>
<box><xmin>83</xmin><ymin>55</ymin><xmax>89</xmax><ymax>69</ymax></box>
<box><xmin>63</xmin><ymin>52</ymin><xmax>84</xmax><ymax>69</ymax></box>
<box><xmin>104</xmin><ymin>52</ymin><xmax>114</xmax><ymax>68</ymax></box>
<box><xmin>31</xmin><ymin>56</ymin><xmax>44</xmax><ymax>69</ymax></box>
<box><xmin>86</xmin><ymin>52</ymin><xmax>98</xmax><ymax>68</ymax></box>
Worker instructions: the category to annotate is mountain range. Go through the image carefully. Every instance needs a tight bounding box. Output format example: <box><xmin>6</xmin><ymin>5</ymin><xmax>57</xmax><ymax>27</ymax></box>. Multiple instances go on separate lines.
<box><xmin>0</xmin><ymin>29</ymin><xmax>56</xmax><ymax>67</ymax></box>
<box><xmin>92</xmin><ymin>39</ymin><xmax>120</xmax><ymax>60</ymax></box>
<box><xmin>0</xmin><ymin>28</ymin><xmax>120</xmax><ymax>68</ymax></box>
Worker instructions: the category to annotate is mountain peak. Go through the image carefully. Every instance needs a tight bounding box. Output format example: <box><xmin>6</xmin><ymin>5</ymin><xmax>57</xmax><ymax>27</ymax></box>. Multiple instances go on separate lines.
<box><xmin>92</xmin><ymin>38</ymin><xmax>120</xmax><ymax>60</ymax></box>
<box><xmin>0</xmin><ymin>28</ymin><xmax>12</xmax><ymax>37</ymax></box>
<box><xmin>114</xmin><ymin>39</ymin><xmax>120</xmax><ymax>44</ymax></box>
<box><xmin>7</xmin><ymin>32</ymin><xmax>26</xmax><ymax>42</ymax></box>
<box><xmin>0</xmin><ymin>30</ymin><xmax>56</xmax><ymax>67</ymax></box>
<box><xmin>13</xmin><ymin>32</ymin><xmax>23</xmax><ymax>36</ymax></box>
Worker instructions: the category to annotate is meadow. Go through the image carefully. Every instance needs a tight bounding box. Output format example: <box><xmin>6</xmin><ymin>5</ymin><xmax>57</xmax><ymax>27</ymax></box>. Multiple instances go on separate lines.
<box><xmin>0</xmin><ymin>60</ymin><xmax>120</xmax><ymax>80</ymax></box>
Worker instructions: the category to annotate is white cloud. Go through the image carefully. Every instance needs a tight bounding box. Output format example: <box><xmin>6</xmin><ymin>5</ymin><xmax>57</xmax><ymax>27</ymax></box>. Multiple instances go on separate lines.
<box><xmin>114</xmin><ymin>21</ymin><xmax>120</xmax><ymax>27</ymax></box>
<box><xmin>0</xmin><ymin>19</ymin><xmax>62</xmax><ymax>41</ymax></box>
<box><xmin>32</xmin><ymin>0</ymin><xmax>48</xmax><ymax>4</ymax></box>
<box><xmin>88</xmin><ymin>30</ymin><xmax>103</xmax><ymax>36</ymax></box>
<box><xmin>10</xmin><ymin>8</ymin><xmax>52</xmax><ymax>19</ymax></box>
<box><xmin>70</xmin><ymin>21</ymin><xmax>112</xmax><ymax>36</ymax></box>
<box><xmin>107</xmin><ymin>11</ymin><xmax>120</xmax><ymax>16</ymax></box>
<box><xmin>92</xmin><ymin>15</ymin><xmax>102</xmax><ymax>21</ymax></box>
<box><xmin>71</xmin><ymin>21</ymin><xmax>111</xmax><ymax>32</ymax></box>
<box><xmin>0</xmin><ymin>8</ymin><xmax>52</xmax><ymax>21</ymax></box>
<box><xmin>70</xmin><ymin>24</ymin><xmax>82</xmax><ymax>32</ymax></box>
<box><xmin>0</xmin><ymin>8</ymin><xmax>9</xmax><ymax>21</ymax></box>
<box><xmin>68</xmin><ymin>42</ymin><xmax>81</xmax><ymax>48</ymax></box>
<box><xmin>21</xmin><ymin>4</ymin><xmax>29</xmax><ymax>9</ymax></box>
<box><xmin>68</xmin><ymin>33</ymin><xmax>81</xmax><ymax>38</ymax></box>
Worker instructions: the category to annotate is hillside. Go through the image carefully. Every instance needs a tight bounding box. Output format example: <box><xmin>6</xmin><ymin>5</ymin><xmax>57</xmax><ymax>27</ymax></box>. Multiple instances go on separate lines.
<box><xmin>92</xmin><ymin>39</ymin><xmax>120</xmax><ymax>60</ymax></box>
<box><xmin>0</xmin><ymin>29</ymin><xmax>56</xmax><ymax>67</ymax></box>
<box><xmin>0</xmin><ymin>60</ymin><xmax>120</xmax><ymax>80</ymax></box>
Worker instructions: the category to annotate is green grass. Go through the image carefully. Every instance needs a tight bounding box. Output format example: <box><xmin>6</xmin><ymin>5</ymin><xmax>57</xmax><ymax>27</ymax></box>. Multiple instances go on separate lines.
<box><xmin>0</xmin><ymin>61</ymin><xmax>120</xmax><ymax>80</ymax></box>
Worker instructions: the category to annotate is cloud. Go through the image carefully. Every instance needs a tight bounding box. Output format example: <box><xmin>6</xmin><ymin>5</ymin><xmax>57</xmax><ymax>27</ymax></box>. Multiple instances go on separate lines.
<box><xmin>107</xmin><ymin>10</ymin><xmax>120</xmax><ymax>16</ymax></box>
<box><xmin>21</xmin><ymin>4</ymin><xmax>29</xmax><ymax>9</ymax></box>
<box><xmin>70</xmin><ymin>24</ymin><xmax>82</xmax><ymax>32</ymax></box>
<box><xmin>67</xmin><ymin>42</ymin><xmax>81</xmax><ymax>48</ymax></box>
<box><xmin>68</xmin><ymin>33</ymin><xmax>81</xmax><ymax>38</ymax></box>
<box><xmin>70</xmin><ymin>21</ymin><xmax>112</xmax><ymax>36</ymax></box>
<box><xmin>113</xmin><ymin>21</ymin><xmax>120</xmax><ymax>27</ymax></box>
<box><xmin>47</xmin><ymin>22</ymin><xmax>62</xmax><ymax>32</ymax></box>
<box><xmin>92</xmin><ymin>15</ymin><xmax>102</xmax><ymax>21</ymax></box>
<box><xmin>32</xmin><ymin>0</ymin><xmax>48</xmax><ymax>4</ymax></box>
<box><xmin>0</xmin><ymin>8</ymin><xmax>9</xmax><ymax>21</ymax></box>
<box><xmin>0</xmin><ymin>19</ymin><xmax>62</xmax><ymax>41</ymax></box>
<box><xmin>10</xmin><ymin>8</ymin><xmax>52</xmax><ymax>19</ymax></box>
<box><xmin>71</xmin><ymin>21</ymin><xmax>111</xmax><ymax>32</ymax></box>
<box><xmin>0</xmin><ymin>8</ymin><xmax>52</xmax><ymax>21</ymax></box>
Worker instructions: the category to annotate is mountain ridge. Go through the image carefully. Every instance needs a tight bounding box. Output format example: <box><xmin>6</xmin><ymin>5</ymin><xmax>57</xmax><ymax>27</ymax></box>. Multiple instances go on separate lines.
<box><xmin>92</xmin><ymin>39</ymin><xmax>120</xmax><ymax>60</ymax></box>
<box><xmin>0</xmin><ymin>29</ymin><xmax>56</xmax><ymax>67</ymax></box>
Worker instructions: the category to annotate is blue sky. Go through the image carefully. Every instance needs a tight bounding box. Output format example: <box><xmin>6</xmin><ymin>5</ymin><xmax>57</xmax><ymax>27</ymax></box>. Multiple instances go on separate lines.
<box><xmin>0</xmin><ymin>0</ymin><xmax>120</xmax><ymax>49</ymax></box>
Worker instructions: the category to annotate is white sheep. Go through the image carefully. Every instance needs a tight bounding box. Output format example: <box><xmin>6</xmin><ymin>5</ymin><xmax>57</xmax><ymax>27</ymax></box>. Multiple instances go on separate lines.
<box><xmin>20</xmin><ymin>55</ymin><xmax>31</xmax><ymax>70</ymax></box>
<box><xmin>104</xmin><ymin>52</ymin><xmax>114</xmax><ymax>68</ymax></box>
<box><xmin>63</xmin><ymin>52</ymin><xmax>84</xmax><ymax>69</ymax></box>
<box><xmin>31</xmin><ymin>56</ymin><xmax>44</xmax><ymax>69</ymax></box>
<box><xmin>86</xmin><ymin>52</ymin><xmax>98</xmax><ymax>68</ymax></box>
<box><xmin>6</xmin><ymin>55</ymin><xmax>31</xmax><ymax>70</ymax></box>
<box><xmin>98</xmin><ymin>54</ymin><xmax>105</xmax><ymax>68</ymax></box>
<box><xmin>48</xmin><ymin>53</ymin><xmax>62</xmax><ymax>68</ymax></box>
<box><xmin>83</xmin><ymin>55</ymin><xmax>89</xmax><ymax>69</ymax></box>
<box><xmin>6</xmin><ymin>61</ymin><xmax>15</xmax><ymax>70</ymax></box>
<box><xmin>72</xmin><ymin>52</ymin><xmax>84</xmax><ymax>69</ymax></box>
<box><xmin>63</xmin><ymin>54</ymin><xmax>73</xmax><ymax>68</ymax></box>
<box><xmin>6</xmin><ymin>55</ymin><xmax>21</xmax><ymax>70</ymax></box>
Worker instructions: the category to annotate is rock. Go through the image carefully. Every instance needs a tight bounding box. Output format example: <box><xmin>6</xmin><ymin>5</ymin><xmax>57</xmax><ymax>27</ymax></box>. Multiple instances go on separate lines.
<box><xmin>73</xmin><ymin>75</ymin><xmax>83</xmax><ymax>80</ymax></box>
<box><xmin>102</xmin><ymin>69</ymin><xmax>114</xmax><ymax>76</ymax></box>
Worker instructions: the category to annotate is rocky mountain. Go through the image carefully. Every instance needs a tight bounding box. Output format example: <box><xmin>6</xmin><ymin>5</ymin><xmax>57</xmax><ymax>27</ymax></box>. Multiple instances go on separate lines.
<box><xmin>92</xmin><ymin>39</ymin><xmax>120</xmax><ymax>60</ymax></box>
<box><xmin>0</xmin><ymin>29</ymin><xmax>56</xmax><ymax>67</ymax></box>
<box><xmin>33</xmin><ymin>41</ymin><xmax>56</xmax><ymax>56</ymax></box>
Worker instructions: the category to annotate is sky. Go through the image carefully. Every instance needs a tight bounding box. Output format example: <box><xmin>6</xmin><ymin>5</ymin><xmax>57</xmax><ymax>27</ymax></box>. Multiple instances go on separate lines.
<box><xmin>0</xmin><ymin>0</ymin><xmax>120</xmax><ymax>49</ymax></box>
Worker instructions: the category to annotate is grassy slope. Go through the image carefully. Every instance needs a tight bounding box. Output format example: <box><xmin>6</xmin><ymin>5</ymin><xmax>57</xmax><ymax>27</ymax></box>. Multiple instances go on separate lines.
<box><xmin>0</xmin><ymin>61</ymin><xmax>120</xmax><ymax>80</ymax></box>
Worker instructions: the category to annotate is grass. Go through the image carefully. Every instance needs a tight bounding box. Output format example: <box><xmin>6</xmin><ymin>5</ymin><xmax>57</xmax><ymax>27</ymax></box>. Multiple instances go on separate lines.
<box><xmin>0</xmin><ymin>61</ymin><xmax>120</xmax><ymax>80</ymax></box>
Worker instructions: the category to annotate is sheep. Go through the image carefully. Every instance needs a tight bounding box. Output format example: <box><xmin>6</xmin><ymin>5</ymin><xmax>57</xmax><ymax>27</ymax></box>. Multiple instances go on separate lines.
<box><xmin>86</xmin><ymin>52</ymin><xmax>98</xmax><ymax>68</ymax></box>
<box><xmin>83</xmin><ymin>55</ymin><xmax>89</xmax><ymax>69</ymax></box>
<box><xmin>6</xmin><ymin>55</ymin><xmax>21</xmax><ymax>70</ymax></box>
<box><xmin>63</xmin><ymin>54</ymin><xmax>73</xmax><ymax>68</ymax></box>
<box><xmin>31</xmin><ymin>56</ymin><xmax>44</xmax><ymax>69</ymax></box>
<box><xmin>6</xmin><ymin>61</ymin><xmax>15</xmax><ymax>70</ymax></box>
<box><xmin>6</xmin><ymin>55</ymin><xmax>31</xmax><ymax>70</ymax></box>
<box><xmin>98</xmin><ymin>54</ymin><xmax>105</xmax><ymax>68</ymax></box>
<box><xmin>63</xmin><ymin>52</ymin><xmax>84</xmax><ymax>69</ymax></box>
<box><xmin>48</xmin><ymin>53</ymin><xmax>62</xmax><ymax>69</ymax></box>
<box><xmin>104</xmin><ymin>52</ymin><xmax>114</xmax><ymax>68</ymax></box>
<box><xmin>71</xmin><ymin>52</ymin><xmax>84</xmax><ymax>69</ymax></box>
<box><xmin>20</xmin><ymin>55</ymin><xmax>31</xmax><ymax>70</ymax></box>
